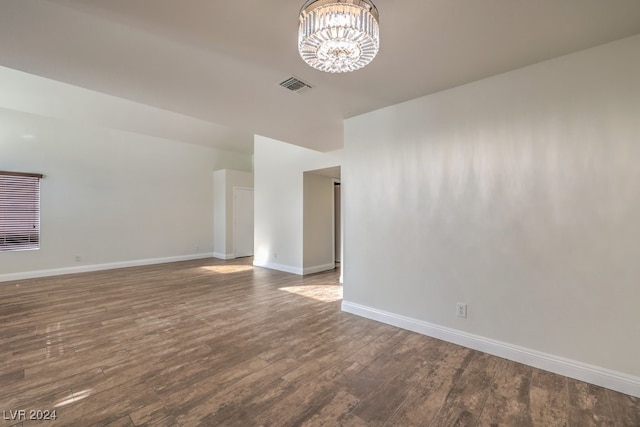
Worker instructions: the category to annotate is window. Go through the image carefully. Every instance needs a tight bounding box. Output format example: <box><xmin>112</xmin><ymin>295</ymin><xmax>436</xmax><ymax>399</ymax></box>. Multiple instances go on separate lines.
<box><xmin>0</xmin><ymin>171</ymin><xmax>43</xmax><ymax>251</ymax></box>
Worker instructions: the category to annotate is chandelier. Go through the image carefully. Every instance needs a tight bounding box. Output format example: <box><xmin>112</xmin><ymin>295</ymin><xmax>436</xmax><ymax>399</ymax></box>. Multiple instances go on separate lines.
<box><xmin>298</xmin><ymin>0</ymin><xmax>380</xmax><ymax>73</ymax></box>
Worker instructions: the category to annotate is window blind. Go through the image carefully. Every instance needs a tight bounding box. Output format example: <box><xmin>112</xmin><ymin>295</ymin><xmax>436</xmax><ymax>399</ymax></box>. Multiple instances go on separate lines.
<box><xmin>0</xmin><ymin>171</ymin><xmax>43</xmax><ymax>251</ymax></box>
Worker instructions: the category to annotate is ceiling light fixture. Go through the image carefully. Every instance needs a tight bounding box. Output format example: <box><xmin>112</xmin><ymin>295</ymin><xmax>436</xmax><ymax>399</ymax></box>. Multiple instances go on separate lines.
<box><xmin>298</xmin><ymin>0</ymin><xmax>380</xmax><ymax>73</ymax></box>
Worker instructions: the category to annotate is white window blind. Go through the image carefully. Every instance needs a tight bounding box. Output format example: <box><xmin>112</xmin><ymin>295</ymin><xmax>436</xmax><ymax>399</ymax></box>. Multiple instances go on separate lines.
<box><xmin>0</xmin><ymin>171</ymin><xmax>43</xmax><ymax>251</ymax></box>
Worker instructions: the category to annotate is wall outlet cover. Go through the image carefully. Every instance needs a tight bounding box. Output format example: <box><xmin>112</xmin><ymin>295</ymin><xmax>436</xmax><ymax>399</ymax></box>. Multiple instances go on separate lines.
<box><xmin>456</xmin><ymin>302</ymin><xmax>467</xmax><ymax>318</ymax></box>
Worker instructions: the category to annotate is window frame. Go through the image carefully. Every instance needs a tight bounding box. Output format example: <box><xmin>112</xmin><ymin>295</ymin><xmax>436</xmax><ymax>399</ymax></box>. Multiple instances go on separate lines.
<box><xmin>0</xmin><ymin>170</ymin><xmax>43</xmax><ymax>252</ymax></box>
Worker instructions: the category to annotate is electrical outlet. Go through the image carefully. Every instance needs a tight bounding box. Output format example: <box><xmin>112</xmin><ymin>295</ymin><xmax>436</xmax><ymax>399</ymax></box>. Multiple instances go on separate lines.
<box><xmin>75</xmin><ymin>255</ymin><xmax>81</xmax><ymax>262</ymax></box>
<box><xmin>456</xmin><ymin>302</ymin><xmax>467</xmax><ymax>318</ymax></box>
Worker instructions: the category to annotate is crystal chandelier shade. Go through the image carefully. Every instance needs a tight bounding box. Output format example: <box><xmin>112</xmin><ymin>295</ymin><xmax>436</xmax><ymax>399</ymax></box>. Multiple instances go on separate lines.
<box><xmin>298</xmin><ymin>0</ymin><xmax>380</xmax><ymax>73</ymax></box>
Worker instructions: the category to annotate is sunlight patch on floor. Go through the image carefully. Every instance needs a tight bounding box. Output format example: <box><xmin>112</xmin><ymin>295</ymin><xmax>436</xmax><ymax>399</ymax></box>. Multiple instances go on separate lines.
<box><xmin>278</xmin><ymin>285</ymin><xmax>343</xmax><ymax>302</ymax></box>
<box><xmin>201</xmin><ymin>265</ymin><xmax>253</xmax><ymax>274</ymax></box>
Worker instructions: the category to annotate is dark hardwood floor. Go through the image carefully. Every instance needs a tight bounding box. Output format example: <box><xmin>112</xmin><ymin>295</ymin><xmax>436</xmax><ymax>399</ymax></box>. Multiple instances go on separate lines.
<box><xmin>1</xmin><ymin>258</ymin><xmax>638</xmax><ymax>426</ymax></box>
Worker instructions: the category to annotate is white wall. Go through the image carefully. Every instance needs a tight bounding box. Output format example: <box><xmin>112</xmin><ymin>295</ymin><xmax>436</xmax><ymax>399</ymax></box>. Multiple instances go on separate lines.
<box><xmin>303</xmin><ymin>172</ymin><xmax>335</xmax><ymax>273</ymax></box>
<box><xmin>213</xmin><ymin>169</ymin><xmax>253</xmax><ymax>259</ymax></box>
<box><xmin>253</xmin><ymin>135</ymin><xmax>342</xmax><ymax>275</ymax></box>
<box><xmin>0</xmin><ymin>68</ymin><xmax>252</xmax><ymax>281</ymax></box>
<box><xmin>343</xmin><ymin>35</ymin><xmax>640</xmax><ymax>396</ymax></box>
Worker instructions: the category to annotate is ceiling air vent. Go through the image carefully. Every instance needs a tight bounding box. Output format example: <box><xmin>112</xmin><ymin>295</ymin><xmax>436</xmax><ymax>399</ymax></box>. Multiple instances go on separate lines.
<box><xmin>279</xmin><ymin>76</ymin><xmax>313</xmax><ymax>94</ymax></box>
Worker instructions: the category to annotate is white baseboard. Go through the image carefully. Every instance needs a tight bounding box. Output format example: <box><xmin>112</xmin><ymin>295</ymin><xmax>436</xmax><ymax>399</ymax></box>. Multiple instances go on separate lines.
<box><xmin>302</xmin><ymin>263</ymin><xmax>336</xmax><ymax>275</ymax></box>
<box><xmin>253</xmin><ymin>260</ymin><xmax>303</xmax><ymax>275</ymax></box>
<box><xmin>212</xmin><ymin>252</ymin><xmax>235</xmax><ymax>260</ymax></box>
<box><xmin>253</xmin><ymin>261</ymin><xmax>336</xmax><ymax>276</ymax></box>
<box><xmin>0</xmin><ymin>253</ymin><xmax>214</xmax><ymax>283</ymax></box>
<box><xmin>341</xmin><ymin>300</ymin><xmax>640</xmax><ymax>398</ymax></box>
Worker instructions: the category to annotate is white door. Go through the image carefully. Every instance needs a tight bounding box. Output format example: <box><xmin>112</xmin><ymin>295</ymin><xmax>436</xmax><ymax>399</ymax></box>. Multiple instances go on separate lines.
<box><xmin>233</xmin><ymin>188</ymin><xmax>254</xmax><ymax>258</ymax></box>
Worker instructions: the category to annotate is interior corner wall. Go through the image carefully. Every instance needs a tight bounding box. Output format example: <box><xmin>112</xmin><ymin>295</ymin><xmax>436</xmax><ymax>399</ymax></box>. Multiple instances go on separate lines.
<box><xmin>0</xmin><ymin>107</ymin><xmax>252</xmax><ymax>281</ymax></box>
<box><xmin>303</xmin><ymin>172</ymin><xmax>335</xmax><ymax>274</ymax></box>
<box><xmin>343</xmin><ymin>34</ymin><xmax>640</xmax><ymax>394</ymax></box>
<box><xmin>213</xmin><ymin>169</ymin><xmax>227</xmax><ymax>258</ymax></box>
<box><xmin>253</xmin><ymin>135</ymin><xmax>342</xmax><ymax>275</ymax></box>
<box><xmin>213</xmin><ymin>169</ymin><xmax>253</xmax><ymax>259</ymax></box>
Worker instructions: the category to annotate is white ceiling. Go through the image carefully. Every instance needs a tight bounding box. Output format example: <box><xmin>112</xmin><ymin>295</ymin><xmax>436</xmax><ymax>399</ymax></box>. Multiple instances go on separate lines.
<box><xmin>1</xmin><ymin>0</ymin><xmax>639</xmax><ymax>153</ymax></box>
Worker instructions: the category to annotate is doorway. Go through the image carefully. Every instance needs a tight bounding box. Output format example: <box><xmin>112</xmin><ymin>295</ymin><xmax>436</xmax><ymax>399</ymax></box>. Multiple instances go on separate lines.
<box><xmin>334</xmin><ymin>181</ymin><xmax>341</xmax><ymax>264</ymax></box>
<box><xmin>302</xmin><ymin>166</ymin><xmax>341</xmax><ymax>275</ymax></box>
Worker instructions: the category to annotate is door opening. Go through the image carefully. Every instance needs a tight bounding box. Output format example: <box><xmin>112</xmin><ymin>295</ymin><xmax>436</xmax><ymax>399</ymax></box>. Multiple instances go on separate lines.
<box><xmin>334</xmin><ymin>181</ymin><xmax>341</xmax><ymax>264</ymax></box>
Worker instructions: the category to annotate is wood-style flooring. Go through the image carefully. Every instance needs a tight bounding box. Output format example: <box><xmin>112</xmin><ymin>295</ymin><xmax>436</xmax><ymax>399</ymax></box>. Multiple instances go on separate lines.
<box><xmin>1</xmin><ymin>258</ymin><xmax>638</xmax><ymax>426</ymax></box>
